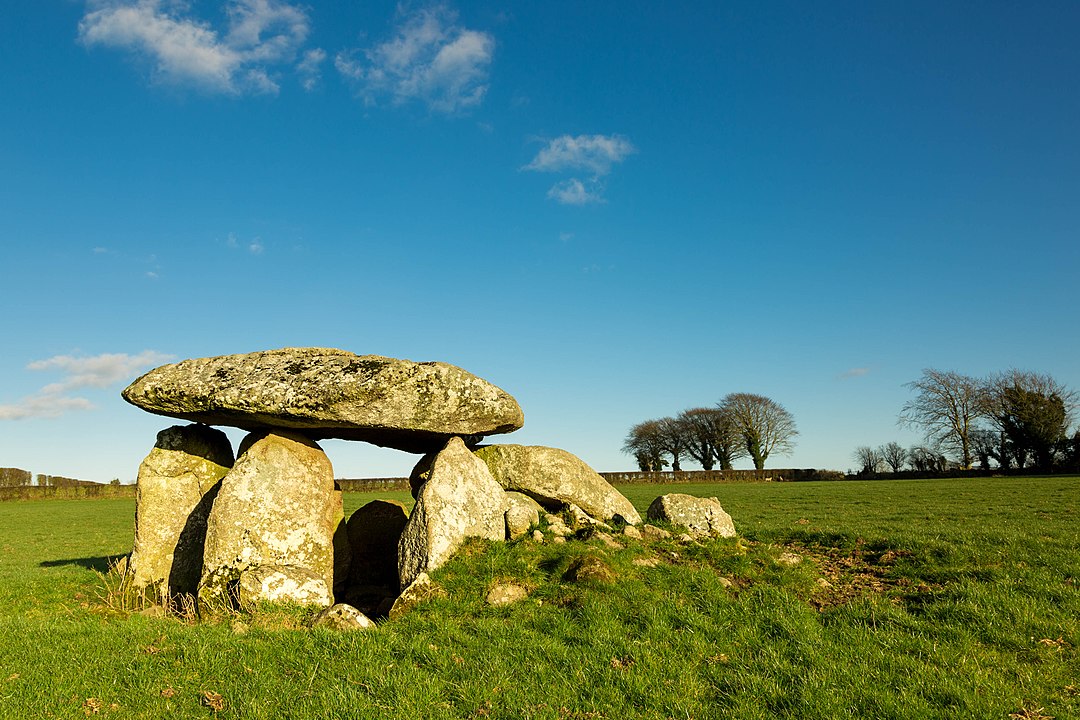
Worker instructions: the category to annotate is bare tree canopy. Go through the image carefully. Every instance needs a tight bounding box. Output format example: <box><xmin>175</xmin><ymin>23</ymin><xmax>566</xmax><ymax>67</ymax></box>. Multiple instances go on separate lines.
<box><xmin>879</xmin><ymin>442</ymin><xmax>907</xmax><ymax>473</ymax></box>
<box><xmin>853</xmin><ymin>446</ymin><xmax>883</xmax><ymax>474</ymax></box>
<box><xmin>622</xmin><ymin>420</ymin><xmax>668</xmax><ymax>472</ymax></box>
<box><xmin>898</xmin><ymin>369</ymin><xmax>985</xmax><ymax>469</ymax></box>
<box><xmin>719</xmin><ymin>393</ymin><xmax>798</xmax><ymax>470</ymax></box>
<box><xmin>677</xmin><ymin>407</ymin><xmax>747</xmax><ymax>471</ymax></box>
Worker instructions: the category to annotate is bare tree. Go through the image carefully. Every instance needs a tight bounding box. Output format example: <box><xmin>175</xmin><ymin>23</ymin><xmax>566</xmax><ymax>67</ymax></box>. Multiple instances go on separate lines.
<box><xmin>677</xmin><ymin>407</ymin><xmax>746</xmax><ymax>471</ymax></box>
<box><xmin>853</xmin><ymin>446</ymin><xmax>883</xmax><ymax>475</ymax></box>
<box><xmin>719</xmin><ymin>393</ymin><xmax>798</xmax><ymax>470</ymax></box>
<box><xmin>879</xmin><ymin>442</ymin><xmax>907</xmax><ymax>473</ymax></box>
<box><xmin>908</xmin><ymin>445</ymin><xmax>947</xmax><ymax>474</ymax></box>
<box><xmin>898</xmin><ymin>369</ymin><xmax>985</xmax><ymax>469</ymax></box>
<box><xmin>622</xmin><ymin>420</ymin><xmax>668</xmax><ymax>471</ymax></box>
<box><xmin>655</xmin><ymin>417</ymin><xmax>687</xmax><ymax>471</ymax></box>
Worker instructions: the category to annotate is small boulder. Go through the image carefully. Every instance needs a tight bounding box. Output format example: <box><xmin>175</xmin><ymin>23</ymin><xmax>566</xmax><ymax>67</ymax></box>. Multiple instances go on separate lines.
<box><xmin>641</xmin><ymin>524</ymin><xmax>672</xmax><ymax>540</ymax></box>
<box><xmin>565</xmin><ymin>503</ymin><xmax>612</xmax><ymax>532</ymax></box>
<box><xmin>397</xmin><ymin>438</ymin><xmax>507</xmax><ymax>589</ymax></box>
<box><xmin>486</xmin><ymin>583</ymin><xmax>529</xmax><ymax>606</ymax></box>
<box><xmin>128</xmin><ymin>424</ymin><xmax>234</xmax><ymax>602</ymax></box>
<box><xmin>563</xmin><ymin>555</ymin><xmax>616</xmax><ymax>585</ymax></box>
<box><xmin>312</xmin><ymin>603</ymin><xmax>376</xmax><ymax>630</ymax></box>
<box><xmin>623</xmin><ymin>525</ymin><xmax>642</xmax><ymax>540</ymax></box>
<box><xmin>236</xmin><ymin>565</ymin><xmax>332</xmax><ymax>608</ymax></box>
<box><xmin>646</xmin><ymin>494</ymin><xmax>736</xmax><ymax>538</ymax></box>
<box><xmin>388</xmin><ymin>572</ymin><xmax>445</xmax><ymax>620</ymax></box>
<box><xmin>504</xmin><ymin>492</ymin><xmax>542</xmax><ymax>540</ymax></box>
<box><xmin>474</xmin><ymin>445</ymin><xmax>641</xmax><ymax>524</ymax></box>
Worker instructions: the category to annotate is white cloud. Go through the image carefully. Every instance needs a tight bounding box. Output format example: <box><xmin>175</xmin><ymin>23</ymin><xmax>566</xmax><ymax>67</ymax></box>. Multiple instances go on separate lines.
<box><xmin>839</xmin><ymin>367</ymin><xmax>871</xmax><ymax>379</ymax></box>
<box><xmin>0</xmin><ymin>350</ymin><xmax>174</xmax><ymax>421</ymax></box>
<box><xmin>297</xmin><ymin>47</ymin><xmax>326</xmax><ymax>90</ymax></box>
<box><xmin>248</xmin><ymin>240</ymin><xmax>264</xmax><ymax>254</ymax></box>
<box><xmin>78</xmin><ymin>0</ymin><xmax>311</xmax><ymax>95</ymax></box>
<box><xmin>524</xmin><ymin>134</ymin><xmax>636</xmax><ymax>176</ymax></box>
<box><xmin>547</xmin><ymin>178</ymin><xmax>603</xmax><ymax>206</ymax></box>
<box><xmin>336</xmin><ymin>6</ymin><xmax>494</xmax><ymax>113</ymax></box>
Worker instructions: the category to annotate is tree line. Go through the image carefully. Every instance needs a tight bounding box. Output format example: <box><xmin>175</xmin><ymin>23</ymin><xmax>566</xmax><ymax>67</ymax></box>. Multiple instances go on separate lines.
<box><xmin>623</xmin><ymin>393</ymin><xmax>797</xmax><ymax>472</ymax></box>
<box><xmin>854</xmin><ymin>368</ymin><xmax>1078</xmax><ymax>474</ymax></box>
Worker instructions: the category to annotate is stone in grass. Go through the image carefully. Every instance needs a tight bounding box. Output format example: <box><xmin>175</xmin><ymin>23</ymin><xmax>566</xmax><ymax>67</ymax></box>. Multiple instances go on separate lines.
<box><xmin>473</xmin><ymin>444</ymin><xmax>642</xmax><ymax>524</ymax></box>
<box><xmin>312</xmin><ymin>603</ymin><xmax>376</xmax><ymax>630</ymax></box>
<box><xmin>398</xmin><ymin>437</ymin><xmax>506</xmax><ymax>589</ymax></box>
<box><xmin>388</xmin><ymin>572</ymin><xmax>446</xmax><ymax>620</ymax></box>
<box><xmin>128</xmin><ymin>424</ymin><xmax>234</xmax><ymax>602</ymax></box>
<box><xmin>200</xmin><ymin>431</ymin><xmax>342</xmax><ymax>607</ymax></box>
<box><xmin>504</xmin><ymin>491</ymin><xmax>542</xmax><ymax>540</ymax></box>
<box><xmin>236</xmin><ymin>565</ymin><xmax>332</xmax><ymax>608</ymax></box>
<box><xmin>485</xmin><ymin>583</ymin><xmax>529</xmax><ymax>606</ymax></box>
<box><xmin>646</xmin><ymin>494</ymin><xmax>736</xmax><ymax>538</ymax></box>
<box><xmin>563</xmin><ymin>555</ymin><xmax>616</xmax><ymax>585</ymax></box>
<box><xmin>565</xmin><ymin>503</ymin><xmax>612</xmax><ymax>532</ymax></box>
<box><xmin>623</xmin><ymin>525</ymin><xmax>643</xmax><ymax>540</ymax></box>
<box><xmin>544</xmin><ymin>513</ymin><xmax>573</xmax><ymax>538</ymax></box>
<box><xmin>641</xmin><ymin>524</ymin><xmax>672</xmax><ymax>540</ymax></box>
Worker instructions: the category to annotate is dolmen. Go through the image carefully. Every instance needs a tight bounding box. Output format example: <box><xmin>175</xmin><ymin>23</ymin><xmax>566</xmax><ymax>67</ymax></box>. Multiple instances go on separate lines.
<box><xmin>121</xmin><ymin>347</ymin><xmax>641</xmax><ymax>621</ymax></box>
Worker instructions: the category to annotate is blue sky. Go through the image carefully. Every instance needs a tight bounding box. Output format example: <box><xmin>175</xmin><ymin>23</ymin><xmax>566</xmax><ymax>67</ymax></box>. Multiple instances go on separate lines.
<box><xmin>2</xmin><ymin>1</ymin><xmax>1078</xmax><ymax>482</ymax></box>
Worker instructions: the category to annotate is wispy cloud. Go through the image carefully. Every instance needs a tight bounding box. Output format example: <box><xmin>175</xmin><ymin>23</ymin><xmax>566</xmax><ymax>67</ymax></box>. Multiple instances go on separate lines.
<box><xmin>0</xmin><ymin>350</ymin><xmax>174</xmax><ymax>420</ymax></box>
<box><xmin>297</xmin><ymin>47</ymin><xmax>326</xmax><ymax>90</ymax></box>
<box><xmin>838</xmin><ymin>367</ymin><xmax>871</xmax><ymax>380</ymax></box>
<box><xmin>525</xmin><ymin>134</ymin><xmax>636</xmax><ymax>176</ymax></box>
<box><xmin>524</xmin><ymin>134</ymin><xmax>635</xmax><ymax>205</ymax></box>
<box><xmin>336</xmin><ymin>5</ymin><xmax>494</xmax><ymax>113</ymax></box>
<box><xmin>547</xmin><ymin>179</ymin><xmax>603</xmax><ymax>206</ymax></box>
<box><xmin>78</xmin><ymin>0</ymin><xmax>312</xmax><ymax>95</ymax></box>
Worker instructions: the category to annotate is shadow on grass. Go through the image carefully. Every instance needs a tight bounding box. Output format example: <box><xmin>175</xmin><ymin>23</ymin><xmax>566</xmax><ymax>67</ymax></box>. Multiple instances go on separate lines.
<box><xmin>40</xmin><ymin>555</ymin><xmax>126</xmax><ymax>572</ymax></box>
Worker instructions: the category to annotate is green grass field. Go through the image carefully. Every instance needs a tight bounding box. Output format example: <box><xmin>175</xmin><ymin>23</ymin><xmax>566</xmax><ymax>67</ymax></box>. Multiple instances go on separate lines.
<box><xmin>0</xmin><ymin>477</ymin><xmax>1077</xmax><ymax>719</ymax></box>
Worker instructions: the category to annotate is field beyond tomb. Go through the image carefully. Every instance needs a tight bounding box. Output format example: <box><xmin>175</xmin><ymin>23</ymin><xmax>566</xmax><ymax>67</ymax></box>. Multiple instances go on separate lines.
<box><xmin>0</xmin><ymin>477</ymin><xmax>1077</xmax><ymax>719</ymax></box>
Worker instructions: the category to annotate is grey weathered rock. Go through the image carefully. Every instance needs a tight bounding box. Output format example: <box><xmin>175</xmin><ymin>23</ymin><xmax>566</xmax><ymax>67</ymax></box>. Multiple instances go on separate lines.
<box><xmin>473</xmin><ymin>445</ymin><xmax>641</xmax><ymax>524</ymax></box>
<box><xmin>544</xmin><ymin>513</ymin><xmax>573</xmax><ymax>537</ymax></box>
<box><xmin>645</xmin><ymin>494</ymin><xmax>736</xmax><ymax>538</ymax></box>
<box><xmin>641</xmin><ymin>524</ymin><xmax>672</xmax><ymax>540</ymax></box>
<box><xmin>122</xmin><ymin>348</ymin><xmax>524</xmax><ymax>454</ymax></box>
<box><xmin>312</xmin><ymin>603</ymin><xmax>376</xmax><ymax>630</ymax></box>
<box><xmin>388</xmin><ymin>572</ymin><xmax>445</xmax><ymax>620</ymax></box>
<box><xmin>504</xmin><ymin>491</ymin><xmax>542</xmax><ymax>540</ymax></box>
<box><xmin>398</xmin><ymin>437</ymin><xmax>507</xmax><ymax>588</ymax></box>
<box><xmin>236</xmin><ymin>565</ymin><xmax>332</xmax><ymax>608</ymax></box>
<box><xmin>344</xmin><ymin>499</ymin><xmax>409</xmax><ymax>613</ymax></box>
<box><xmin>623</xmin><ymin>525</ymin><xmax>643</xmax><ymax>540</ymax></box>
<box><xmin>486</xmin><ymin>583</ymin><xmax>529</xmax><ymax>606</ymax></box>
<box><xmin>200</xmin><ymin>431</ymin><xmax>343</xmax><ymax>606</ymax></box>
<box><xmin>531</xmin><ymin>529</ymin><xmax>545</xmax><ymax>543</ymax></box>
<box><xmin>563</xmin><ymin>554</ymin><xmax>616</xmax><ymax>584</ymax></box>
<box><xmin>128</xmin><ymin>424</ymin><xmax>234</xmax><ymax>601</ymax></box>
<box><xmin>565</xmin><ymin>503</ymin><xmax>612</xmax><ymax>532</ymax></box>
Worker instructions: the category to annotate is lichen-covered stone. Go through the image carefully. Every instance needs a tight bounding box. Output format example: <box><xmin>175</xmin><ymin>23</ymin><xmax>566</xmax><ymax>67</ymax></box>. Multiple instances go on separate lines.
<box><xmin>128</xmin><ymin>424</ymin><xmax>234</xmax><ymax>602</ymax></box>
<box><xmin>563</xmin><ymin>554</ymin><xmax>616</xmax><ymax>584</ymax></box>
<box><xmin>645</xmin><ymin>494</ymin><xmax>736</xmax><ymax>538</ymax></box>
<box><xmin>236</xmin><ymin>565</ymin><xmax>332</xmax><ymax>608</ymax></box>
<box><xmin>122</xmin><ymin>348</ymin><xmax>524</xmax><ymax>453</ymax></box>
<box><xmin>388</xmin><ymin>572</ymin><xmax>445</xmax><ymax>620</ymax></box>
<box><xmin>486</xmin><ymin>583</ymin><xmax>528</xmax><ymax>606</ymax></box>
<box><xmin>398</xmin><ymin>437</ymin><xmax>507</xmax><ymax>589</ymax></box>
<box><xmin>312</xmin><ymin>603</ymin><xmax>376</xmax><ymax>630</ymax></box>
<box><xmin>473</xmin><ymin>445</ymin><xmax>641</xmax><ymax>525</ymax></box>
<box><xmin>504</xmin><ymin>491</ymin><xmax>542</xmax><ymax>540</ymax></box>
<box><xmin>199</xmin><ymin>431</ymin><xmax>341</xmax><ymax>606</ymax></box>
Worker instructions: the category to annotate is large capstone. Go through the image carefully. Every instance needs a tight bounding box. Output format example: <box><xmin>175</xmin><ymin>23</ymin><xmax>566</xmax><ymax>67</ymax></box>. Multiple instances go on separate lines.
<box><xmin>128</xmin><ymin>424</ymin><xmax>234</xmax><ymax>602</ymax></box>
<box><xmin>646</xmin><ymin>494</ymin><xmax>736</xmax><ymax>538</ymax></box>
<box><xmin>398</xmin><ymin>437</ymin><xmax>506</xmax><ymax>589</ymax></box>
<box><xmin>473</xmin><ymin>445</ymin><xmax>642</xmax><ymax>525</ymax></box>
<box><xmin>199</xmin><ymin>431</ymin><xmax>344</xmax><ymax>607</ymax></box>
<box><xmin>121</xmin><ymin>348</ymin><xmax>524</xmax><ymax>453</ymax></box>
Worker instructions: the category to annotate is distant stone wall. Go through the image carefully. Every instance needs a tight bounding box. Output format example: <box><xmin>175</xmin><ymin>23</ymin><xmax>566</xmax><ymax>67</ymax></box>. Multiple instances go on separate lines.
<box><xmin>600</xmin><ymin>469</ymin><xmax>846</xmax><ymax>484</ymax></box>
<box><xmin>336</xmin><ymin>477</ymin><xmax>411</xmax><ymax>492</ymax></box>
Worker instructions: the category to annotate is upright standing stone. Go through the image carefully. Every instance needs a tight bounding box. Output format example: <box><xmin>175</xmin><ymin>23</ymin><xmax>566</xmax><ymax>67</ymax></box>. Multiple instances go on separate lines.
<box><xmin>128</xmin><ymin>424</ymin><xmax>234</xmax><ymax>602</ymax></box>
<box><xmin>398</xmin><ymin>437</ymin><xmax>506</xmax><ymax>589</ymax></box>
<box><xmin>200</xmin><ymin>431</ymin><xmax>342</xmax><ymax>607</ymax></box>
